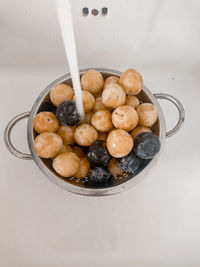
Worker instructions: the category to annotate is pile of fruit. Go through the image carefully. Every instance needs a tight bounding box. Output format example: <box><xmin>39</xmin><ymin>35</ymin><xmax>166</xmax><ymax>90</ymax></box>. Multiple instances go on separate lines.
<box><xmin>33</xmin><ymin>69</ymin><xmax>160</xmax><ymax>185</ymax></box>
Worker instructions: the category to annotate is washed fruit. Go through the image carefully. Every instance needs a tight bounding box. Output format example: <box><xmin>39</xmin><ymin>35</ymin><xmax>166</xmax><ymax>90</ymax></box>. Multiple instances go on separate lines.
<box><xmin>74</xmin><ymin>124</ymin><xmax>98</xmax><ymax>146</ymax></box>
<box><xmin>119</xmin><ymin>69</ymin><xmax>143</xmax><ymax>95</ymax></box>
<box><xmin>88</xmin><ymin>140</ymin><xmax>111</xmax><ymax>166</ymax></box>
<box><xmin>74</xmin><ymin>90</ymin><xmax>95</xmax><ymax>112</ymax></box>
<box><xmin>50</xmin><ymin>84</ymin><xmax>74</xmax><ymax>107</ymax></box>
<box><xmin>102</xmin><ymin>84</ymin><xmax>126</xmax><ymax>108</ymax></box>
<box><xmin>88</xmin><ymin>166</ymin><xmax>111</xmax><ymax>184</ymax></box>
<box><xmin>57</xmin><ymin>125</ymin><xmax>76</xmax><ymax>145</ymax></box>
<box><xmin>134</xmin><ymin>132</ymin><xmax>161</xmax><ymax>159</ymax></box>
<box><xmin>56</xmin><ymin>100</ymin><xmax>80</xmax><ymax>126</ymax></box>
<box><xmin>112</xmin><ymin>105</ymin><xmax>138</xmax><ymax>131</ymax></box>
<box><xmin>81</xmin><ymin>69</ymin><xmax>104</xmax><ymax>94</ymax></box>
<box><xmin>136</xmin><ymin>103</ymin><xmax>158</xmax><ymax>127</ymax></box>
<box><xmin>34</xmin><ymin>132</ymin><xmax>63</xmax><ymax>158</ymax></box>
<box><xmin>106</xmin><ymin>129</ymin><xmax>133</xmax><ymax>158</ymax></box>
<box><xmin>52</xmin><ymin>152</ymin><xmax>80</xmax><ymax>177</ymax></box>
<box><xmin>116</xmin><ymin>150</ymin><xmax>143</xmax><ymax>173</ymax></box>
<box><xmin>91</xmin><ymin>110</ymin><xmax>113</xmax><ymax>132</ymax></box>
<box><xmin>33</xmin><ymin>112</ymin><xmax>59</xmax><ymax>133</ymax></box>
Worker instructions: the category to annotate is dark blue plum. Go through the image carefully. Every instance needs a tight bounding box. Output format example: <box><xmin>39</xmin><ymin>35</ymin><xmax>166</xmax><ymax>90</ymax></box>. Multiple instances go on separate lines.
<box><xmin>37</xmin><ymin>101</ymin><xmax>56</xmax><ymax>114</ymax></box>
<box><xmin>56</xmin><ymin>100</ymin><xmax>80</xmax><ymax>126</ymax></box>
<box><xmin>88</xmin><ymin>140</ymin><xmax>111</xmax><ymax>166</ymax></box>
<box><xmin>88</xmin><ymin>166</ymin><xmax>111</xmax><ymax>184</ymax></box>
<box><xmin>117</xmin><ymin>150</ymin><xmax>143</xmax><ymax>173</ymax></box>
<box><xmin>134</xmin><ymin>132</ymin><xmax>161</xmax><ymax>159</ymax></box>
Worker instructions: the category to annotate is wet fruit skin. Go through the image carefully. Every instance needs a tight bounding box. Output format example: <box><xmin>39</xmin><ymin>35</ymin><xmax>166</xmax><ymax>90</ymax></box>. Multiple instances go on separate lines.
<box><xmin>111</xmin><ymin>105</ymin><xmax>138</xmax><ymax>131</ymax></box>
<box><xmin>88</xmin><ymin>140</ymin><xmax>111</xmax><ymax>166</ymax></box>
<box><xmin>136</xmin><ymin>103</ymin><xmax>158</xmax><ymax>127</ymax></box>
<box><xmin>119</xmin><ymin>69</ymin><xmax>143</xmax><ymax>95</ymax></box>
<box><xmin>134</xmin><ymin>132</ymin><xmax>161</xmax><ymax>159</ymax></box>
<box><xmin>52</xmin><ymin>152</ymin><xmax>80</xmax><ymax>177</ymax></box>
<box><xmin>74</xmin><ymin>124</ymin><xmax>98</xmax><ymax>146</ymax></box>
<box><xmin>57</xmin><ymin>125</ymin><xmax>76</xmax><ymax>145</ymax></box>
<box><xmin>91</xmin><ymin>110</ymin><xmax>113</xmax><ymax>132</ymax></box>
<box><xmin>81</xmin><ymin>69</ymin><xmax>104</xmax><ymax>94</ymax></box>
<box><xmin>102</xmin><ymin>84</ymin><xmax>126</xmax><ymax>108</ymax></box>
<box><xmin>106</xmin><ymin>129</ymin><xmax>133</xmax><ymax>158</ymax></box>
<box><xmin>50</xmin><ymin>84</ymin><xmax>74</xmax><ymax>107</ymax></box>
<box><xmin>88</xmin><ymin>166</ymin><xmax>111</xmax><ymax>184</ymax></box>
<box><xmin>116</xmin><ymin>150</ymin><xmax>143</xmax><ymax>173</ymax></box>
<box><xmin>33</xmin><ymin>112</ymin><xmax>59</xmax><ymax>133</ymax></box>
<box><xmin>34</xmin><ymin>132</ymin><xmax>63</xmax><ymax>159</ymax></box>
<box><xmin>56</xmin><ymin>100</ymin><xmax>80</xmax><ymax>126</ymax></box>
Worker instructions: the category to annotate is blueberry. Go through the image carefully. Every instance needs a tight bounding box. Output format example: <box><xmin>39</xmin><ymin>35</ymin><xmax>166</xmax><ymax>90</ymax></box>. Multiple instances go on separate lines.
<box><xmin>134</xmin><ymin>132</ymin><xmax>161</xmax><ymax>159</ymax></box>
<box><xmin>117</xmin><ymin>150</ymin><xmax>143</xmax><ymax>173</ymax></box>
<box><xmin>88</xmin><ymin>140</ymin><xmax>111</xmax><ymax>166</ymax></box>
<box><xmin>88</xmin><ymin>166</ymin><xmax>111</xmax><ymax>184</ymax></box>
<box><xmin>37</xmin><ymin>101</ymin><xmax>56</xmax><ymax>114</ymax></box>
<box><xmin>56</xmin><ymin>100</ymin><xmax>80</xmax><ymax>126</ymax></box>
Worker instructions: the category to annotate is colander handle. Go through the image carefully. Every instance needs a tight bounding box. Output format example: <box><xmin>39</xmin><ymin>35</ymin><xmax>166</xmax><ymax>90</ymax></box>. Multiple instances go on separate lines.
<box><xmin>4</xmin><ymin>112</ymin><xmax>32</xmax><ymax>160</ymax></box>
<box><xmin>154</xmin><ymin>93</ymin><xmax>185</xmax><ymax>138</ymax></box>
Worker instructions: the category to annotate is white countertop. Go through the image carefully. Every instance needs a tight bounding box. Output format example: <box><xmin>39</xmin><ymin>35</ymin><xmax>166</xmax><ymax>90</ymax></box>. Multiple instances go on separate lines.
<box><xmin>1</xmin><ymin>0</ymin><xmax>200</xmax><ymax>266</ymax></box>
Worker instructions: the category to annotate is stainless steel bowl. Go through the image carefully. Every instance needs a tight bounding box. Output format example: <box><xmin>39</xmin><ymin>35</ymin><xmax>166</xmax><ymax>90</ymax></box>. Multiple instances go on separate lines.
<box><xmin>4</xmin><ymin>68</ymin><xmax>185</xmax><ymax>196</ymax></box>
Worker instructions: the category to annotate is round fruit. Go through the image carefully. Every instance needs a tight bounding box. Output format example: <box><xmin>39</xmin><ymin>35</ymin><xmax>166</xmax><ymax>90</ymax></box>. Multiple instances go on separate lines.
<box><xmin>106</xmin><ymin>129</ymin><xmax>133</xmax><ymax>158</ymax></box>
<box><xmin>91</xmin><ymin>110</ymin><xmax>113</xmax><ymax>132</ymax></box>
<box><xmin>103</xmin><ymin>76</ymin><xmax>119</xmax><ymax>89</ymax></box>
<box><xmin>74</xmin><ymin>90</ymin><xmax>95</xmax><ymax>112</ymax></box>
<box><xmin>88</xmin><ymin>140</ymin><xmax>111</xmax><ymax>166</ymax></box>
<box><xmin>34</xmin><ymin>132</ymin><xmax>63</xmax><ymax>158</ymax></box>
<box><xmin>88</xmin><ymin>166</ymin><xmax>111</xmax><ymax>184</ymax></box>
<box><xmin>119</xmin><ymin>69</ymin><xmax>143</xmax><ymax>95</ymax></box>
<box><xmin>108</xmin><ymin>158</ymin><xmax>124</xmax><ymax>176</ymax></box>
<box><xmin>112</xmin><ymin>105</ymin><xmax>138</xmax><ymax>131</ymax></box>
<box><xmin>72</xmin><ymin>146</ymin><xmax>85</xmax><ymax>158</ymax></box>
<box><xmin>52</xmin><ymin>152</ymin><xmax>80</xmax><ymax>177</ymax></box>
<box><xmin>50</xmin><ymin>84</ymin><xmax>74</xmax><ymax>107</ymax></box>
<box><xmin>81</xmin><ymin>69</ymin><xmax>104</xmax><ymax>94</ymax></box>
<box><xmin>56</xmin><ymin>100</ymin><xmax>80</xmax><ymax>126</ymax></box>
<box><xmin>134</xmin><ymin>132</ymin><xmax>161</xmax><ymax>159</ymax></box>
<box><xmin>125</xmin><ymin>95</ymin><xmax>140</xmax><ymax>109</ymax></box>
<box><xmin>74</xmin><ymin>124</ymin><xmax>98</xmax><ymax>146</ymax></box>
<box><xmin>131</xmin><ymin>126</ymin><xmax>152</xmax><ymax>140</ymax></box>
<box><xmin>33</xmin><ymin>112</ymin><xmax>59</xmax><ymax>133</ymax></box>
<box><xmin>102</xmin><ymin>84</ymin><xmax>126</xmax><ymax>108</ymax></box>
<box><xmin>116</xmin><ymin>150</ymin><xmax>143</xmax><ymax>173</ymax></box>
<box><xmin>57</xmin><ymin>125</ymin><xmax>76</xmax><ymax>145</ymax></box>
<box><xmin>74</xmin><ymin>157</ymin><xmax>90</xmax><ymax>178</ymax></box>
<box><xmin>93</xmin><ymin>97</ymin><xmax>111</xmax><ymax>112</ymax></box>
<box><xmin>136</xmin><ymin>103</ymin><xmax>158</xmax><ymax>127</ymax></box>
